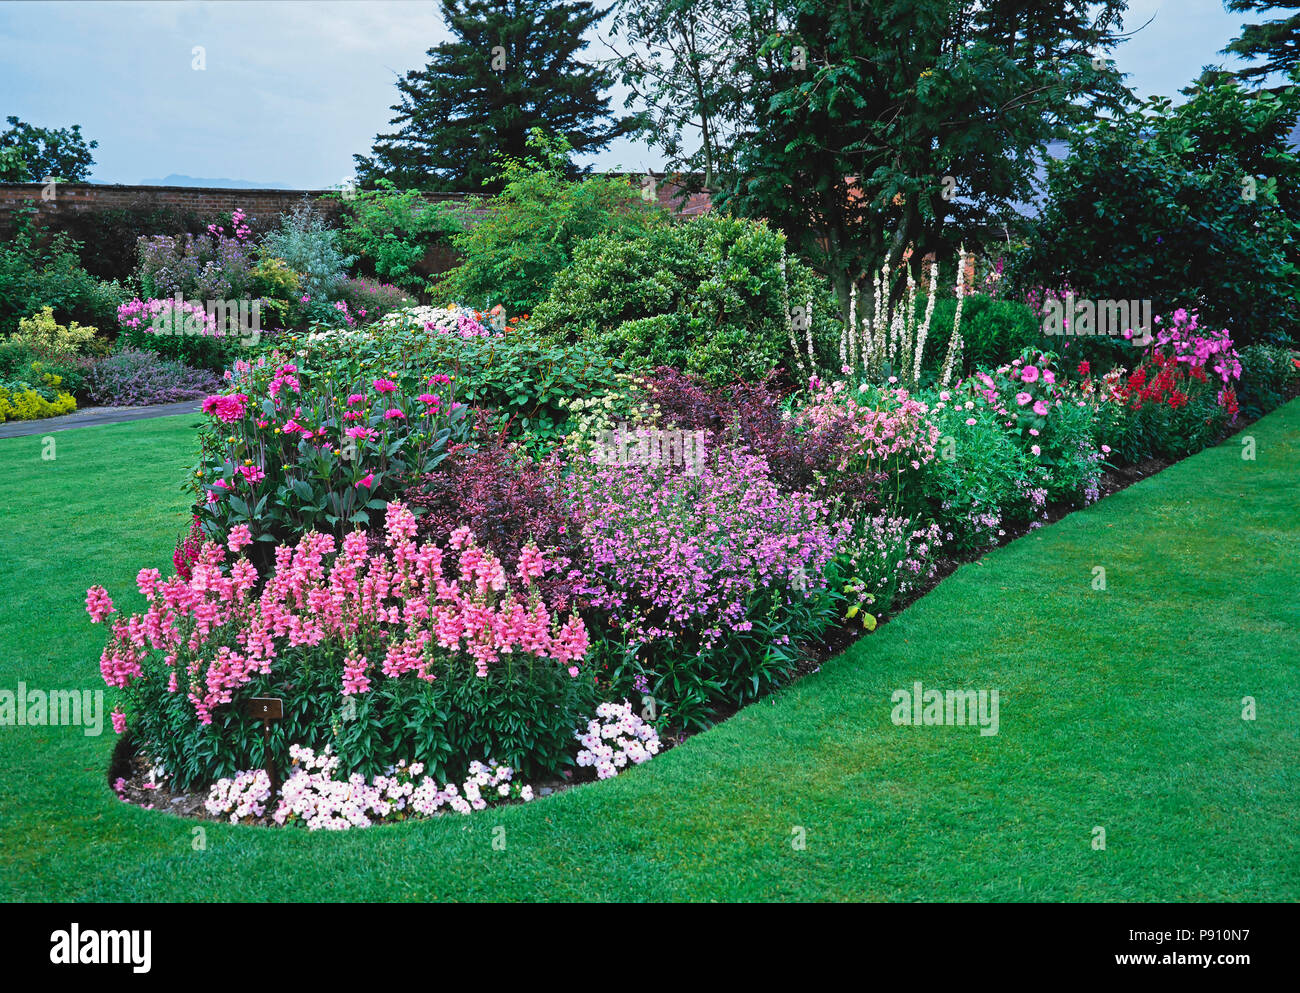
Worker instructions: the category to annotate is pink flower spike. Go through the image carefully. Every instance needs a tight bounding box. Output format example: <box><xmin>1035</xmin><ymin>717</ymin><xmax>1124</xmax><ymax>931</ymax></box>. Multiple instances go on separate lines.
<box><xmin>227</xmin><ymin>524</ymin><xmax>254</xmax><ymax>553</ymax></box>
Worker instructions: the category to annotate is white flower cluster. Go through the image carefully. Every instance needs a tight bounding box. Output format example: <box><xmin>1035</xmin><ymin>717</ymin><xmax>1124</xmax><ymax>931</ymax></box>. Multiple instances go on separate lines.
<box><xmin>575</xmin><ymin>701</ymin><xmax>662</xmax><ymax>780</ymax></box>
<box><xmin>304</xmin><ymin>324</ymin><xmax>372</xmax><ymax>342</ymax></box>
<box><xmin>558</xmin><ymin>375</ymin><xmax>656</xmax><ymax>457</ymax></box>
<box><xmin>203</xmin><ymin>745</ymin><xmax>533</xmax><ymax>831</ymax></box>
<box><xmin>204</xmin><ymin>768</ymin><xmax>273</xmax><ymax>823</ymax></box>
<box><xmin>371</xmin><ymin>304</ymin><xmax>493</xmax><ymax>338</ymax></box>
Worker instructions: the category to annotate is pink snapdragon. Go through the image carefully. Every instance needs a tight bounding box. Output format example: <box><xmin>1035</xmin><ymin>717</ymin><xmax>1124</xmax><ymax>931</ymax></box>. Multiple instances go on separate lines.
<box><xmin>88</xmin><ymin>502</ymin><xmax>590</xmax><ymax>725</ymax></box>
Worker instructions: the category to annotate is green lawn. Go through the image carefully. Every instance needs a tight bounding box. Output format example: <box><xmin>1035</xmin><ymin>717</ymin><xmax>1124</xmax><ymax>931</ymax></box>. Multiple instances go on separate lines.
<box><xmin>1</xmin><ymin>404</ymin><xmax>1297</xmax><ymax>902</ymax></box>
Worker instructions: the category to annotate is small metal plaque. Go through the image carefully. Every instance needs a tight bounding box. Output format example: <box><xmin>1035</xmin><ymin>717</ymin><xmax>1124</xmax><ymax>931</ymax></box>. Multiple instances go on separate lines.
<box><xmin>245</xmin><ymin>697</ymin><xmax>283</xmax><ymax>721</ymax></box>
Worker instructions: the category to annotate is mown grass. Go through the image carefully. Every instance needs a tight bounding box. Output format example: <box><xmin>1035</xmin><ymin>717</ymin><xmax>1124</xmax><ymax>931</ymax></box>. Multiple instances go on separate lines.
<box><xmin>1</xmin><ymin>404</ymin><xmax>1296</xmax><ymax>902</ymax></box>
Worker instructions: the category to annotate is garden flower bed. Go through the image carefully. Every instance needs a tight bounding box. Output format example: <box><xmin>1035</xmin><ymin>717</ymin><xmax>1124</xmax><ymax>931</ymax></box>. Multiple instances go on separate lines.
<box><xmin>85</xmin><ymin>277</ymin><xmax>1297</xmax><ymax>830</ymax></box>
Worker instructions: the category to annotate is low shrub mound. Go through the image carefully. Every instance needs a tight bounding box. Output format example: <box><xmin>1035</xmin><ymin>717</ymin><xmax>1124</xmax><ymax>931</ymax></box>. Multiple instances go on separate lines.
<box><xmin>530</xmin><ymin>215</ymin><xmax>839</xmax><ymax>385</ymax></box>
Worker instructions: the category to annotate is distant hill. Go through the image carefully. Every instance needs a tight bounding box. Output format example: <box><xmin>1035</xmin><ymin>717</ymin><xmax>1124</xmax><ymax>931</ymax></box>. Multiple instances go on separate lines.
<box><xmin>138</xmin><ymin>174</ymin><xmax>293</xmax><ymax>189</ymax></box>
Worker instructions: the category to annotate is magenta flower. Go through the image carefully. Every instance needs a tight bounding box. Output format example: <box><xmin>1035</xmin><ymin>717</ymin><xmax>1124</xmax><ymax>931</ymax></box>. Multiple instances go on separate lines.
<box><xmin>355</xmin><ymin>473</ymin><xmax>375</xmax><ymax>489</ymax></box>
<box><xmin>373</xmin><ymin>378</ymin><xmax>397</xmax><ymax>394</ymax></box>
<box><xmin>227</xmin><ymin>524</ymin><xmax>254</xmax><ymax>553</ymax></box>
<box><xmin>1015</xmin><ymin>392</ymin><xmax>1032</xmax><ymax>406</ymax></box>
<box><xmin>85</xmin><ymin>586</ymin><xmax>115</xmax><ymax>624</ymax></box>
<box><xmin>1033</xmin><ymin>400</ymin><xmax>1049</xmax><ymax>416</ymax></box>
<box><xmin>1021</xmin><ymin>365</ymin><xmax>1040</xmax><ymax>383</ymax></box>
<box><xmin>202</xmin><ymin>393</ymin><xmax>249</xmax><ymax>423</ymax></box>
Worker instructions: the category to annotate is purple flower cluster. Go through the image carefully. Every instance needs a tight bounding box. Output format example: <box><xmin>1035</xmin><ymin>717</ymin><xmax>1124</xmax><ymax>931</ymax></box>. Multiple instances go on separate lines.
<box><xmin>563</xmin><ymin>445</ymin><xmax>849</xmax><ymax>651</ymax></box>
<box><xmin>136</xmin><ymin>230</ymin><xmax>257</xmax><ymax>301</ymax></box>
<box><xmin>80</xmin><ymin>349</ymin><xmax>220</xmax><ymax>406</ymax></box>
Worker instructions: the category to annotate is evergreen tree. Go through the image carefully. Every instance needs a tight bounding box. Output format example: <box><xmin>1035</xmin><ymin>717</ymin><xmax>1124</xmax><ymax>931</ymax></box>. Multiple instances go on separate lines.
<box><xmin>355</xmin><ymin>0</ymin><xmax>629</xmax><ymax>191</ymax></box>
<box><xmin>1223</xmin><ymin>1</ymin><xmax>1300</xmax><ymax>84</ymax></box>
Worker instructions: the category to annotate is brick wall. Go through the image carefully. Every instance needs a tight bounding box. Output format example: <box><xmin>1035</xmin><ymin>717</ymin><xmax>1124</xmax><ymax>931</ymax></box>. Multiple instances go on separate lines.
<box><xmin>0</xmin><ymin>178</ymin><xmax>712</xmax><ymax>279</ymax></box>
<box><xmin>0</xmin><ymin>183</ymin><xmax>473</xmax><ymax>234</ymax></box>
<box><xmin>0</xmin><ymin>177</ymin><xmax>709</xmax><ymax>232</ymax></box>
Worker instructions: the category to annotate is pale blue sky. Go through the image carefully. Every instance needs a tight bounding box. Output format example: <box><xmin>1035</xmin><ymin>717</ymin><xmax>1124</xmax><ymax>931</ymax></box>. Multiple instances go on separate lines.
<box><xmin>0</xmin><ymin>0</ymin><xmax>1270</xmax><ymax>187</ymax></box>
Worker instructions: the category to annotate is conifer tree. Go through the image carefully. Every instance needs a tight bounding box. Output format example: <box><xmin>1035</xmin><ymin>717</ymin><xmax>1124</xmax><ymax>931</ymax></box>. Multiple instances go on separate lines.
<box><xmin>355</xmin><ymin>0</ymin><xmax>629</xmax><ymax>191</ymax></box>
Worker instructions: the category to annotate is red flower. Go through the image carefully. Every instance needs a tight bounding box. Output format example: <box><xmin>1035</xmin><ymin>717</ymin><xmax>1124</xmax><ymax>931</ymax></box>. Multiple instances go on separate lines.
<box><xmin>1077</xmin><ymin>360</ymin><xmax>1090</xmax><ymax>377</ymax></box>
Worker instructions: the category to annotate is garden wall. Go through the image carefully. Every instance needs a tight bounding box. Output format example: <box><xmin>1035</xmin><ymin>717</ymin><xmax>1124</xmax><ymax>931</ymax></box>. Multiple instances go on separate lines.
<box><xmin>0</xmin><ymin>178</ymin><xmax>711</xmax><ymax>233</ymax></box>
<box><xmin>0</xmin><ymin>178</ymin><xmax>712</xmax><ymax>280</ymax></box>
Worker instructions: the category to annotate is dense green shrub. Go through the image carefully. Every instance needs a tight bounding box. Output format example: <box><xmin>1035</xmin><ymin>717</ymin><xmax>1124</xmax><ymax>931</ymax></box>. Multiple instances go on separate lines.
<box><xmin>1236</xmin><ymin>343</ymin><xmax>1299</xmax><ymax>419</ymax></box>
<box><xmin>919</xmin><ymin>398</ymin><xmax>1036</xmax><ymax>552</ymax></box>
<box><xmin>1033</xmin><ymin>393</ymin><xmax>1104</xmax><ymax>503</ymax></box>
<box><xmin>531</xmin><ymin>214</ymin><xmax>839</xmax><ymax>385</ymax></box>
<box><xmin>1012</xmin><ymin>81</ymin><xmax>1300</xmax><ymax>347</ymax></box>
<box><xmin>57</xmin><ymin>205</ymin><xmax>210</xmax><ymax>281</ymax></box>
<box><xmin>333</xmin><ymin>179</ymin><xmax>457</xmax><ymax>293</ymax></box>
<box><xmin>1106</xmin><ymin>389</ymin><xmax>1228</xmax><ymax>465</ymax></box>
<box><xmin>433</xmin><ymin>130</ymin><xmax>668</xmax><ymax>313</ymax></box>
<box><xmin>130</xmin><ymin>635</ymin><xmax>595</xmax><ymax>790</ymax></box>
<box><xmin>309</xmin><ymin>310</ymin><xmax>627</xmax><ymax>453</ymax></box>
<box><xmin>0</xmin><ymin>214</ymin><xmax>125</xmax><ymax>337</ymax></box>
<box><xmin>925</xmin><ymin>294</ymin><xmax>1042</xmax><ymax>375</ymax></box>
<box><xmin>334</xmin><ymin>277</ymin><xmax>416</xmax><ymax>323</ymax></box>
